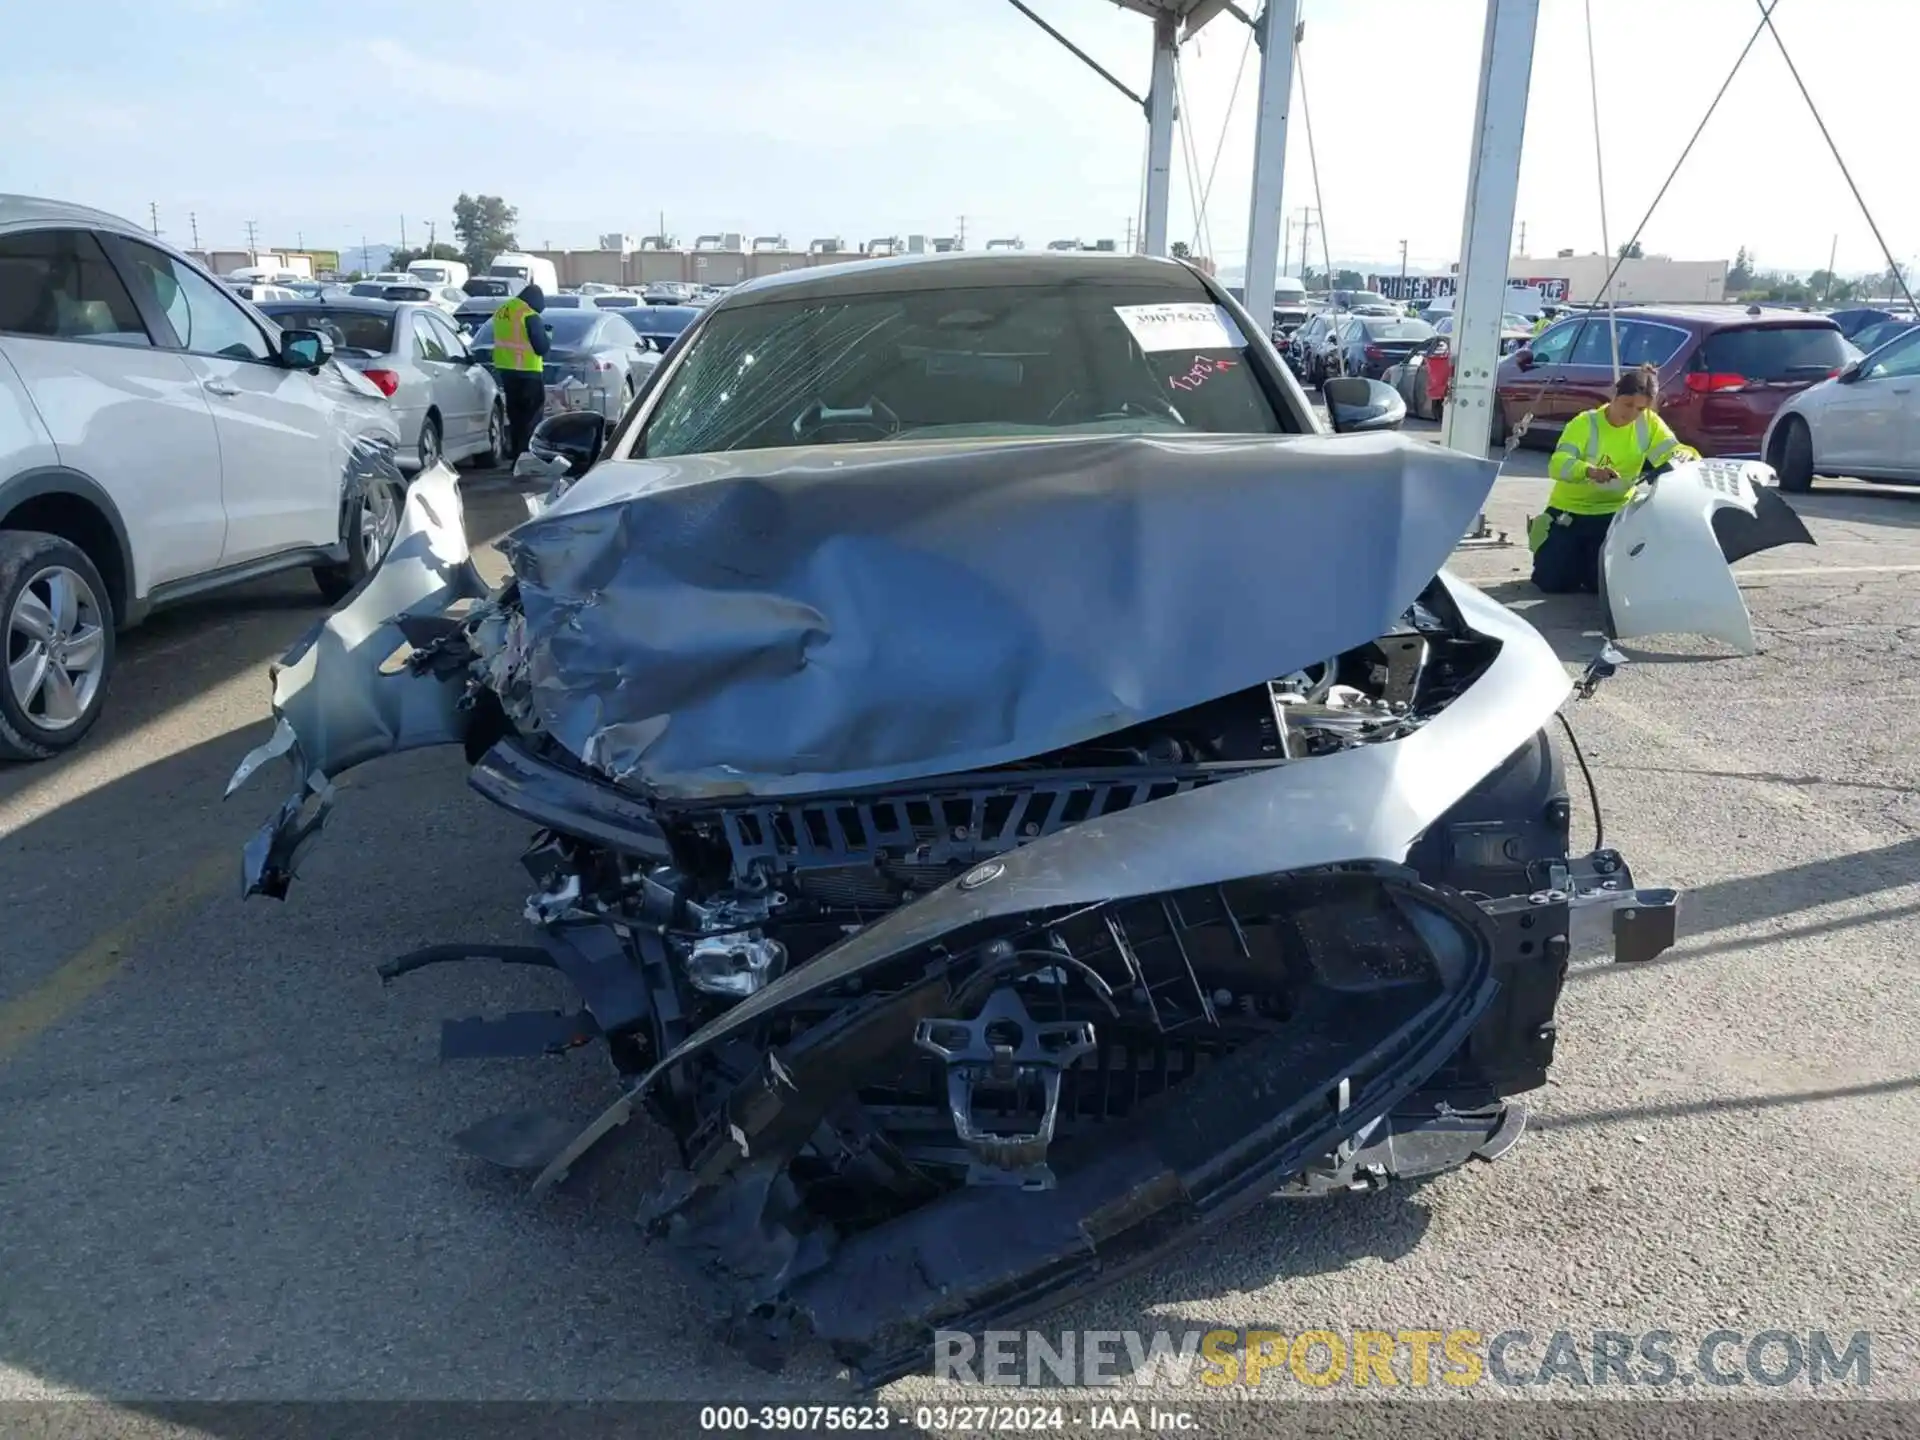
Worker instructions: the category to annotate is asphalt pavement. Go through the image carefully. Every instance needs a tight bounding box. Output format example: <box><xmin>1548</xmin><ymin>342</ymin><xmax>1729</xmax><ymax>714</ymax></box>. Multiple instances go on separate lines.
<box><xmin>3</xmin><ymin>428</ymin><xmax>1919</xmax><ymax>1416</ymax></box>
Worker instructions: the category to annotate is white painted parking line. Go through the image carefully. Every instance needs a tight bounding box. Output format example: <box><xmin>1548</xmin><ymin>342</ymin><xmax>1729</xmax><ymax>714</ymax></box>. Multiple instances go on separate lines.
<box><xmin>1736</xmin><ymin>563</ymin><xmax>1920</xmax><ymax>578</ymax></box>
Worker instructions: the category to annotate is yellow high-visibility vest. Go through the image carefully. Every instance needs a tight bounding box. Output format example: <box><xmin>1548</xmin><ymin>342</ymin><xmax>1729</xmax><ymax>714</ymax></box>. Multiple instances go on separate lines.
<box><xmin>491</xmin><ymin>297</ymin><xmax>543</xmax><ymax>374</ymax></box>
<box><xmin>1546</xmin><ymin>407</ymin><xmax>1692</xmax><ymax>515</ymax></box>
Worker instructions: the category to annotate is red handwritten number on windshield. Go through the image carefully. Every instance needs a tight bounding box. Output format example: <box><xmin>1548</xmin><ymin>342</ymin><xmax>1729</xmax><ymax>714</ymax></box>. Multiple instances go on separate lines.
<box><xmin>1169</xmin><ymin>354</ymin><xmax>1237</xmax><ymax>392</ymax></box>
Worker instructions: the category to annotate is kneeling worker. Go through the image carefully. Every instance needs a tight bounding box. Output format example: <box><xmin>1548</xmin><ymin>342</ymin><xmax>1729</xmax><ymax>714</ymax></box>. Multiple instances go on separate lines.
<box><xmin>1531</xmin><ymin>363</ymin><xmax>1698</xmax><ymax>594</ymax></box>
<box><xmin>490</xmin><ymin>283</ymin><xmax>551</xmax><ymax>460</ymax></box>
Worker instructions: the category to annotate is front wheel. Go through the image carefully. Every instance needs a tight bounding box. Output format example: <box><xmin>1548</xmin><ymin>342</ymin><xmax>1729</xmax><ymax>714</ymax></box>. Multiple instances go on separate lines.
<box><xmin>1777</xmin><ymin>417</ymin><xmax>1815</xmax><ymax>492</ymax></box>
<box><xmin>0</xmin><ymin>531</ymin><xmax>116</xmax><ymax>760</ymax></box>
<box><xmin>312</xmin><ymin>464</ymin><xmax>405</xmax><ymax>604</ymax></box>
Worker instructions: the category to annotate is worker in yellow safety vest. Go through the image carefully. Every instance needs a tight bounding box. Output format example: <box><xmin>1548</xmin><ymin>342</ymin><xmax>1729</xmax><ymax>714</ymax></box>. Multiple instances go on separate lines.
<box><xmin>1530</xmin><ymin>363</ymin><xmax>1699</xmax><ymax>594</ymax></box>
<box><xmin>490</xmin><ymin>284</ymin><xmax>550</xmax><ymax>460</ymax></box>
<box><xmin>1531</xmin><ymin>305</ymin><xmax>1560</xmax><ymax>336</ymax></box>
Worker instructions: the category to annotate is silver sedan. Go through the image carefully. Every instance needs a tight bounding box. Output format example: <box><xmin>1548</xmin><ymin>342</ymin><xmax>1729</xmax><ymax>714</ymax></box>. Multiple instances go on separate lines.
<box><xmin>259</xmin><ymin>298</ymin><xmax>507</xmax><ymax>471</ymax></box>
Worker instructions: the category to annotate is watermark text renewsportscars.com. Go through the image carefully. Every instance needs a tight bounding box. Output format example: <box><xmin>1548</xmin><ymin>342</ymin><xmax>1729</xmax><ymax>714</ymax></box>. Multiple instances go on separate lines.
<box><xmin>934</xmin><ymin>1327</ymin><xmax>1873</xmax><ymax>1390</ymax></box>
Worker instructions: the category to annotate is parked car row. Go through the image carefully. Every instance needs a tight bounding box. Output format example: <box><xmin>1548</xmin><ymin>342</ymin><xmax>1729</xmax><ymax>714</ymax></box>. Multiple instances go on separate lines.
<box><xmin>1495</xmin><ymin>305</ymin><xmax>1858</xmax><ymax>460</ymax></box>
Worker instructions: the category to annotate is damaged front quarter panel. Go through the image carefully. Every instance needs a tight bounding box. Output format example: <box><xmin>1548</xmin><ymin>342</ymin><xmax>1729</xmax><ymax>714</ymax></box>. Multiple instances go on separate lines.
<box><xmin>225</xmin><ymin>463</ymin><xmax>491</xmax><ymax>898</ymax></box>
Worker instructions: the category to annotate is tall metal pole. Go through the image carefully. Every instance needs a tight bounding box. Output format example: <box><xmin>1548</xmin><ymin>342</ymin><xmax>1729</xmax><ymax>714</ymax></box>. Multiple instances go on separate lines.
<box><xmin>1441</xmin><ymin>0</ymin><xmax>1539</xmax><ymax>460</ymax></box>
<box><xmin>1240</xmin><ymin>0</ymin><xmax>1299</xmax><ymax>324</ymax></box>
<box><xmin>1142</xmin><ymin>16</ymin><xmax>1178</xmax><ymax>256</ymax></box>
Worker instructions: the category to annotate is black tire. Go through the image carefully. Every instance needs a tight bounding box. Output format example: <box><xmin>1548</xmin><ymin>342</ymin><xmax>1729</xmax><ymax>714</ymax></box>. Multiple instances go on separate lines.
<box><xmin>312</xmin><ymin>457</ymin><xmax>407</xmax><ymax>605</ymax></box>
<box><xmin>1777</xmin><ymin>417</ymin><xmax>1815</xmax><ymax>493</ymax></box>
<box><xmin>0</xmin><ymin>530</ymin><xmax>116</xmax><ymax>761</ymax></box>
<box><xmin>416</xmin><ymin>412</ymin><xmax>443</xmax><ymax>472</ymax></box>
<box><xmin>485</xmin><ymin>402</ymin><xmax>507</xmax><ymax>468</ymax></box>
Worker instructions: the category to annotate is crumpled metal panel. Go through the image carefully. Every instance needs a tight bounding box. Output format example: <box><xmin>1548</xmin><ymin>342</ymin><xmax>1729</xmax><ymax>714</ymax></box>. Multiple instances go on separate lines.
<box><xmin>497</xmin><ymin>431</ymin><xmax>1498</xmax><ymax>800</ymax></box>
<box><xmin>1601</xmin><ymin>457</ymin><xmax>1812</xmax><ymax>656</ymax></box>
<box><xmin>225</xmin><ymin>462</ymin><xmax>490</xmax><ymax>897</ymax></box>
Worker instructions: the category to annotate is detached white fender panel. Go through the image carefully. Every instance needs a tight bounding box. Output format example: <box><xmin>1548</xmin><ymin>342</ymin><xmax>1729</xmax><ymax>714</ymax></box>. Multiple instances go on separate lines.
<box><xmin>1601</xmin><ymin>458</ymin><xmax>1813</xmax><ymax>656</ymax></box>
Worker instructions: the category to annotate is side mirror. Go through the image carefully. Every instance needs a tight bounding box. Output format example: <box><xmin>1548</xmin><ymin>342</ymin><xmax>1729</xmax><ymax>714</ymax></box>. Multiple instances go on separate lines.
<box><xmin>1514</xmin><ymin>348</ymin><xmax>1535</xmax><ymax>371</ymax></box>
<box><xmin>528</xmin><ymin>410</ymin><xmax>607</xmax><ymax>476</ymax></box>
<box><xmin>1323</xmin><ymin>376</ymin><xmax>1407</xmax><ymax>434</ymax></box>
<box><xmin>1836</xmin><ymin>361</ymin><xmax>1863</xmax><ymax>384</ymax></box>
<box><xmin>279</xmin><ymin>328</ymin><xmax>333</xmax><ymax>371</ymax></box>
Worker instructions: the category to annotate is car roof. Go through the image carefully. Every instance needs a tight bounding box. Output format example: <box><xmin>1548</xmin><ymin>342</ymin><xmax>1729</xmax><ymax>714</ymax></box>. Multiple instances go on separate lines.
<box><xmin>724</xmin><ymin>249</ymin><xmax>1201</xmax><ymax>307</ymax></box>
<box><xmin>257</xmin><ymin>297</ymin><xmax>402</xmax><ymax>314</ymax></box>
<box><xmin>0</xmin><ymin>192</ymin><xmax>164</xmax><ymax>240</ymax></box>
<box><xmin>1590</xmin><ymin>304</ymin><xmax>1840</xmax><ymax>331</ymax></box>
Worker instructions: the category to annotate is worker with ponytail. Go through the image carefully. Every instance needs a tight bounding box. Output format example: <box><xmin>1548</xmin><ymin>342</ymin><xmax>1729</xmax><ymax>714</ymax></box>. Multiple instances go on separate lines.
<box><xmin>1530</xmin><ymin>362</ymin><xmax>1700</xmax><ymax>594</ymax></box>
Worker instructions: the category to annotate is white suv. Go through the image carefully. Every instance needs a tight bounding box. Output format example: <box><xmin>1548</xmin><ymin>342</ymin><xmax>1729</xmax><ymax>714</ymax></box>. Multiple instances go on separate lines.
<box><xmin>0</xmin><ymin>196</ymin><xmax>405</xmax><ymax>760</ymax></box>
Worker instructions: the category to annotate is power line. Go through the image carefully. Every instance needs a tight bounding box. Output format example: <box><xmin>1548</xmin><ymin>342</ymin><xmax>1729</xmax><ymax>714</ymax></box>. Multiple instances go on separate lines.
<box><xmin>1582</xmin><ymin>0</ymin><xmax>1620</xmax><ymax>378</ymax></box>
<box><xmin>1294</xmin><ymin>38</ymin><xmax>1332</xmax><ymax>293</ymax></box>
<box><xmin>1753</xmin><ymin>0</ymin><xmax>1919</xmax><ymax>316</ymax></box>
<box><xmin>1586</xmin><ymin>0</ymin><xmax>1783</xmax><ymax>314</ymax></box>
<box><xmin>1199</xmin><ymin>22</ymin><xmax>1255</xmax><ymax>230</ymax></box>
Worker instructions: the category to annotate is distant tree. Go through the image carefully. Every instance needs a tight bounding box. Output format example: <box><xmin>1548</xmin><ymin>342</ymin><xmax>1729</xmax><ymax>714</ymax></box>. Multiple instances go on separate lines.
<box><xmin>1170</xmin><ymin>240</ymin><xmax>1192</xmax><ymax>260</ymax></box>
<box><xmin>1728</xmin><ymin>246</ymin><xmax>1754</xmax><ymax>291</ymax></box>
<box><xmin>1334</xmin><ymin>268</ymin><xmax>1365</xmax><ymax>289</ymax></box>
<box><xmin>452</xmin><ymin>194</ymin><xmax>519</xmax><ymax>270</ymax></box>
<box><xmin>1616</xmin><ymin>239</ymin><xmax>1644</xmax><ymax>260</ymax></box>
<box><xmin>343</xmin><ymin>270</ymin><xmax>364</xmax><ymax>283</ymax></box>
<box><xmin>1806</xmin><ymin>269</ymin><xmax>1857</xmax><ymax>303</ymax></box>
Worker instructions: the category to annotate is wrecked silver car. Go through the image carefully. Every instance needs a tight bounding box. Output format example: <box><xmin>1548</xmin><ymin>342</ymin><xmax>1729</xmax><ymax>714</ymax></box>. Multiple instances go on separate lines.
<box><xmin>229</xmin><ymin>253</ymin><xmax>1682</xmax><ymax>1386</ymax></box>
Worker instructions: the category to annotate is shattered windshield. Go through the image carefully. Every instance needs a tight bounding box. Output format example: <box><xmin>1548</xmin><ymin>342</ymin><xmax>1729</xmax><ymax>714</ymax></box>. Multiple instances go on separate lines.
<box><xmin>636</xmin><ymin>280</ymin><xmax>1289</xmax><ymax>456</ymax></box>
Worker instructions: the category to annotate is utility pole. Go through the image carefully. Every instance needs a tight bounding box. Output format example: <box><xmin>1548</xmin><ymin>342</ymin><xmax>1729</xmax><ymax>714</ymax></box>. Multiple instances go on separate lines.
<box><xmin>1240</xmin><ymin>1</ymin><xmax>1302</xmax><ymax>324</ymax></box>
<box><xmin>1287</xmin><ymin>207</ymin><xmax>1320</xmax><ymax>282</ymax></box>
<box><xmin>401</xmin><ymin>214</ymin><xmax>408</xmax><ymax>251</ymax></box>
<box><xmin>428</xmin><ymin>219</ymin><xmax>436</xmax><ymax>254</ymax></box>
<box><xmin>1518</xmin><ymin>219</ymin><xmax>1527</xmax><ymax>255</ymax></box>
<box><xmin>1399</xmin><ymin>238</ymin><xmax>1409</xmax><ymax>286</ymax></box>
<box><xmin>361</xmin><ymin>235</ymin><xmax>370</xmax><ymax>273</ymax></box>
<box><xmin>1441</xmin><ymin>0</ymin><xmax>1538</xmax><ymax>479</ymax></box>
<box><xmin>956</xmin><ymin>215</ymin><xmax>967</xmax><ymax>249</ymax></box>
<box><xmin>244</xmin><ymin>219</ymin><xmax>260</xmax><ymax>257</ymax></box>
<box><xmin>1124</xmin><ymin>215</ymin><xmax>1135</xmax><ymax>253</ymax></box>
<box><xmin>148</xmin><ymin>202</ymin><xmax>160</xmax><ymax>237</ymax></box>
<box><xmin>1141</xmin><ymin>14</ymin><xmax>1177</xmax><ymax>254</ymax></box>
<box><xmin>190</xmin><ymin>213</ymin><xmax>200</xmax><ymax>252</ymax></box>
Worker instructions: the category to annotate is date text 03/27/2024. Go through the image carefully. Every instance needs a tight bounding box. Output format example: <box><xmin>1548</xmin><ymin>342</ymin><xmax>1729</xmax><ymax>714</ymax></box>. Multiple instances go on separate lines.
<box><xmin>696</xmin><ymin>1404</ymin><xmax>1196</xmax><ymax>1432</ymax></box>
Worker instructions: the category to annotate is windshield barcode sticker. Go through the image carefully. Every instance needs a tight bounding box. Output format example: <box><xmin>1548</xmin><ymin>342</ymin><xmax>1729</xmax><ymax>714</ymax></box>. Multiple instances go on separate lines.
<box><xmin>1114</xmin><ymin>303</ymin><xmax>1247</xmax><ymax>353</ymax></box>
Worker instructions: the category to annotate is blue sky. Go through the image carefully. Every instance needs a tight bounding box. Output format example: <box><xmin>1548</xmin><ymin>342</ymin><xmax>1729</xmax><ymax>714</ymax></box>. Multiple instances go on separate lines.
<box><xmin>8</xmin><ymin>0</ymin><xmax>1916</xmax><ymax>277</ymax></box>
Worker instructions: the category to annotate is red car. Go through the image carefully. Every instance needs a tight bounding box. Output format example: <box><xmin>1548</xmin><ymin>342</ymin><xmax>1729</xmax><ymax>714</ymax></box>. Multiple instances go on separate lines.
<box><xmin>1495</xmin><ymin>305</ymin><xmax>1856</xmax><ymax>458</ymax></box>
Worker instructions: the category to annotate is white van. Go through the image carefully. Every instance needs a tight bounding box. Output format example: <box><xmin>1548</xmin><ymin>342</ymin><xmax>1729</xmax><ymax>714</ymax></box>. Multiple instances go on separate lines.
<box><xmin>485</xmin><ymin>252</ymin><xmax>560</xmax><ymax>295</ymax></box>
<box><xmin>407</xmin><ymin>258</ymin><xmax>471</xmax><ymax>289</ymax></box>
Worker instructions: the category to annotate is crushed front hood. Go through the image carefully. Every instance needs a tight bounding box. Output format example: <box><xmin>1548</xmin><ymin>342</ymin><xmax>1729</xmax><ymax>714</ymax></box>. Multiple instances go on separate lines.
<box><xmin>498</xmin><ymin>432</ymin><xmax>1498</xmax><ymax>800</ymax></box>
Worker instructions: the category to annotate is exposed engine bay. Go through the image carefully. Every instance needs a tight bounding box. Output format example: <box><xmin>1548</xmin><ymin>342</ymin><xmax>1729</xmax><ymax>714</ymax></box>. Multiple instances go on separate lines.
<box><xmin>493</xmin><ymin>592</ymin><xmax>1492</xmax><ymax>1017</ymax></box>
<box><xmin>228</xmin><ymin>437</ymin><xmax>1692</xmax><ymax>1385</ymax></box>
